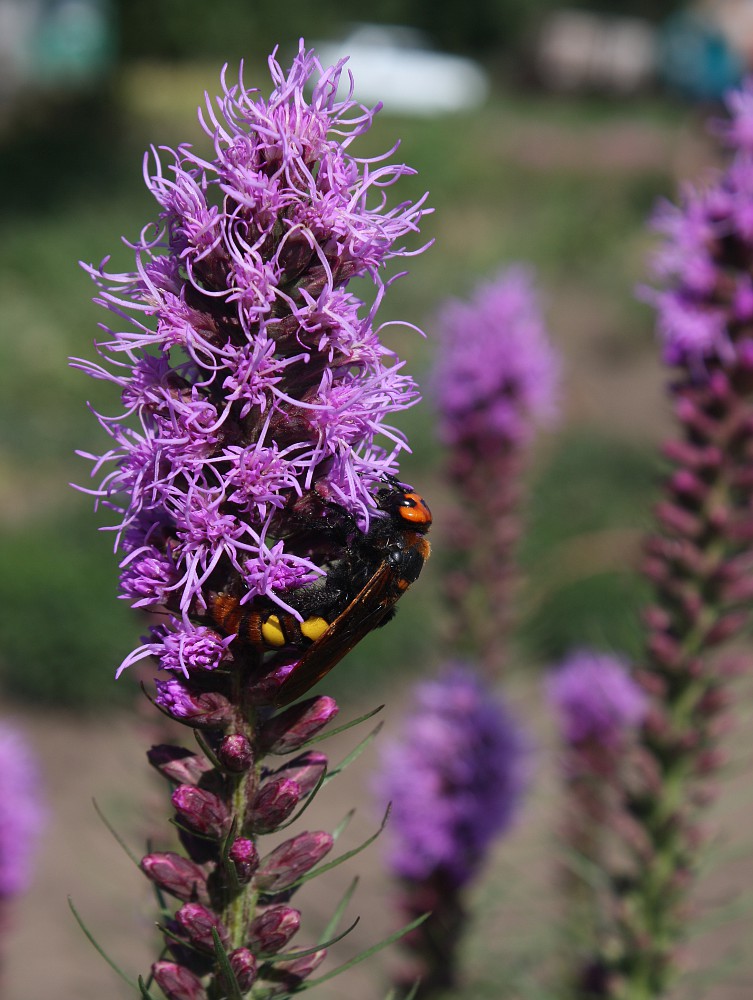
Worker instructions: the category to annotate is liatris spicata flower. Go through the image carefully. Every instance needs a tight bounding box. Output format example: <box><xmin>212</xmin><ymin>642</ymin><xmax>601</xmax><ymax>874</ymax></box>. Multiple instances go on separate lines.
<box><xmin>431</xmin><ymin>267</ymin><xmax>559</xmax><ymax>669</ymax></box>
<box><xmin>547</xmin><ymin>649</ymin><xmax>647</xmax><ymax>752</ymax></box>
<box><xmin>576</xmin><ymin>82</ymin><xmax>753</xmax><ymax>998</ymax></box>
<box><xmin>547</xmin><ymin>651</ymin><xmax>647</xmax><ymax>966</ymax></box>
<box><xmin>74</xmin><ymin>41</ymin><xmax>431</xmax><ymax>997</ymax></box>
<box><xmin>376</xmin><ymin>665</ymin><xmax>529</xmax><ymax>994</ymax></box>
<box><xmin>0</xmin><ymin>721</ymin><xmax>45</xmax><ymax>969</ymax></box>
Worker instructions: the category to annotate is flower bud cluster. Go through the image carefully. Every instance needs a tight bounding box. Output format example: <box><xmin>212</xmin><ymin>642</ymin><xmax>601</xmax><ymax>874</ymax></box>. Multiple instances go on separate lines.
<box><xmin>142</xmin><ymin>694</ymin><xmax>338</xmax><ymax>998</ymax></box>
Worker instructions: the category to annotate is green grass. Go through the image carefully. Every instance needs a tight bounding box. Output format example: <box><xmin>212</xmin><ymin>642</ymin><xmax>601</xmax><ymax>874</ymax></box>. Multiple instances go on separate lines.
<box><xmin>0</xmin><ymin>62</ymin><xmax>694</xmax><ymax>705</ymax></box>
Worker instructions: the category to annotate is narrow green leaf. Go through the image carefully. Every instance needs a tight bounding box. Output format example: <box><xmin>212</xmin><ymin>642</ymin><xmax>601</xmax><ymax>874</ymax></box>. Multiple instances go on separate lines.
<box><xmin>386</xmin><ymin>980</ymin><xmax>420</xmax><ymax>1000</ymax></box>
<box><xmin>219</xmin><ymin>816</ymin><xmax>242</xmax><ymax>892</ymax></box>
<box><xmin>264</xmin><ymin>918</ymin><xmax>359</xmax><ymax>963</ymax></box>
<box><xmin>68</xmin><ymin>897</ymin><xmax>139</xmax><ymax>990</ymax></box>
<box><xmin>92</xmin><ymin>798</ymin><xmax>141</xmax><ymax>866</ymax></box>
<box><xmin>212</xmin><ymin>927</ymin><xmax>244</xmax><ymax>1000</ymax></box>
<box><xmin>137</xmin><ymin>974</ymin><xmax>159</xmax><ymax>1000</ymax></box>
<box><xmin>558</xmin><ymin>846</ymin><xmax>610</xmax><ymax>891</ymax></box>
<box><xmin>302</xmin><ymin>912</ymin><xmax>430</xmax><ymax>990</ymax></box>
<box><xmin>194</xmin><ymin>730</ymin><xmax>223</xmax><ymax>769</ymax></box>
<box><xmin>300</xmin><ymin>704</ymin><xmax>385</xmax><ymax>748</ymax></box>
<box><xmin>319</xmin><ymin>876</ymin><xmax>359</xmax><ymax>944</ymax></box>
<box><xmin>324</xmin><ymin>722</ymin><xmax>384</xmax><ymax>783</ymax></box>
<box><xmin>331</xmin><ymin>808</ymin><xmax>355</xmax><ymax>842</ymax></box>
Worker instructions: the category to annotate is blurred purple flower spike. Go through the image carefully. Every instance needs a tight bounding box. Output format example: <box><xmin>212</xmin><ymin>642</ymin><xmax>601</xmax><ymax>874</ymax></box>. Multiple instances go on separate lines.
<box><xmin>378</xmin><ymin>665</ymin><xmax>529</xmax><ymax>889</ymax></box>
<box><xmin>547</xmin><ymin>649</ymin><xmax>647</xmax><ymax>750</ymax></box>
<box><xmin>376</xmin><ymin>665</ymin><xmax>529</xmax><ymax>993</ymax></box>
<box><xmin>0</xmin><ymin>721</ymin><xmax>44</xmax><ymax>901</ymax></box>
<box><xmin>433</xmin><ymin>266</ymin><xmax>559</xmax><ymax>448</ymax></box>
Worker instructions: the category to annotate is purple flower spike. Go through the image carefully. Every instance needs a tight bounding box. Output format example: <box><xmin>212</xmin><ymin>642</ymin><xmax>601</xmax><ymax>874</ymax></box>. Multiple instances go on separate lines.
<box><xmin>75</xmin><ymin>40</ymin><xmax>430</xmax><ymax>685</ymax></box>
<box><xmin>547</xmin><ymin>650</ymin><xmax>647</xmax><ymax>749</ymax></box>
<box><xmin>376</xmin><ymin>665</ymin><xmax>529</xmax><ymax>889</ymax></box>
<box><xmin>75</xmin><ymin>40</ymin><xmax>432</xmax><ymax>998</ymax></box>
<box><xmin>0</xmin><ymin>721</ymin><xmax>45</xmax><ymax>899</ymax></box>
<box><xmin>643</xmin><ymin>80</ymin><xmax>753</xmax><ymax>367</ymax></box>
<box><xmin>433</xmin><ymin>266</ymin><xmax>559</xmax><ymax>448</ymax></box>
<box><xmin>431</xmin><ymin>267</ymin><xmax>560</xmax><ymax>668</ymax></box>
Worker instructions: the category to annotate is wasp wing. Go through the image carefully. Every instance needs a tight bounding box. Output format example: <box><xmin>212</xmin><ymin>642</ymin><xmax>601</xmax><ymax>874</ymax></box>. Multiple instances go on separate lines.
<box><xmin>273</xmin><ymin>561</ymin><xmax>399</xmax><ymax>706</ymax></box>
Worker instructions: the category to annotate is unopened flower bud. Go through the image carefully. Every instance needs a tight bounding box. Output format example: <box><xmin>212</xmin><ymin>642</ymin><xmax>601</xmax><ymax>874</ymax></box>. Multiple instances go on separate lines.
<box><xmin>219</xmin><ymin>948</ymin><xmax>256</xmax><ymax>992</ymax></box>
<box><xmin>174</xmin><ymin>903</ymin><xmax>229</xmax><ymax>952</ymax></box>
<box><xmin>674</xmin><ymin>395</ymin><xmax>719</xmax><ymax>438</ymax></box>
<box><xmin>155</xmin><ymin>679</ymin><xmax>234</xmax><ymax>727</ymax></box>
<box><xmin>245</xmin><ymin>656</ymin><xmax>298</xmax><ymax>705</ymax></box>
<box><xmin>654</xmin><ymin>501</ymin><xmax>703</xmax><ymax>538</ymax></box>
<box><xmin>141</xmin><ymin>852</ymin><xmax>209</xmax><ymax>905</ymax></box>
<box><xmin>266</xmin><ymin>949</ymin><xmax>327</xmax><ymax>993</ymax></box>
<box><xmin>218</xmin><ymin>733</ymin><xmax>254</xmax><ymax>772</ymax></box>
<box><xmin>694</xmin><ymin>747</ymin><xmax>727</xmax><ymax>774</ymax></box>
<box><xmin>259</xmin><ymin>696</ymin><xmax>339</xmax><ymax>755</ymax></box>
<box><xmin>648</xmin><ymin>631</ymin><xmax>682</xmax><ymax>669</ymax></box>
<box><xmin>152</xmin><ymin>961</ymin><xmax>207</xmax><ymax>1000</ymax></box>
<box><xmin>670</xmin><ymin>469</ymin><xmax>706</xmax><ymax>500</ymax></box>
<box><xmin>250</xmin><ymin>777</ymin><xmax>302</xmax><ymax>833</ymax></box>
<box><xmin>662</xmin><ymin>439</ymin><xmax>722</xmax><ymax>470</ymax></box>
<box><xmin>642</xmin><ymin>605</ymin><xmax>671</xmax><ymax>631</ymax></box>
<box><xmin>271</xmin><ymin>751</ymin><xmax>328</xmax><ymax>797</ymax></box>
<box><xmin>705</xmin><ymin>610</ymin><xmax>749</xmax><ymax>645</ymax></box>
<box><xmin>256</xmin><ymin>831</ymin><xmax>334</xmax><ymax>893</ymax></box>
<box><xmin>147</xmin><ymin>745</ymin><xmax>212</xmax><ymax>785</ymax></box>
<box><xmin>228</xmin><ymin>838</ymin><xmax>259</xmax><ymax>883</ymax></box>
<box><xmin>172</xmin><ymin>785</ymin><xmax>231</xmax><ymax>839</ymax></box>
<box><xmin>248</xmin><ymin>905</ymin><xmax>301</xmax><ymax>953</ymax></box>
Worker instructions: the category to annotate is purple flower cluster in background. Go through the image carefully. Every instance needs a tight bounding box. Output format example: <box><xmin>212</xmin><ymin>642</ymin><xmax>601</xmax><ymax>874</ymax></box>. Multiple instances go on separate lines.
<box><xmin>431</xmin><ymin>266</ymin><xmax>560</xmax><ymax>669</ymax></box>
<box><xmin>73</xmin><ymin>42</ymin><xmax>430</xmax><ymax>680</ymax></box>
<box><xmin>0</xmin><ymin>722</ymin><xmax>44</xmax><ymax>900</ymax></box>
<box><xmin>377</xmin><ymin>665</ymin><xmax>529</xmax><ymax>889</ymax></box>
<box><xmin>643</xmin><ymin>80</ymin><xmax>753</xmax><ymax>367</ymax></box>
<box><xmin>432</xmin><ymin>266</ymin><xmax>559</xmax><ymax>448</ymax></box>
<box><xmin>547</xmin><ymin>649</ymin><xmax>647</xmax><ymax>750</ymax></box>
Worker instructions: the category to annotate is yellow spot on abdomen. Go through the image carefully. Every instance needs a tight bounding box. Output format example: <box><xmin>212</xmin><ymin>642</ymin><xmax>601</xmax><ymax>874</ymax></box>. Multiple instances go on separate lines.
<box><xmin>300</xmin><ymin>616</ymin><xmax>329</xmax><ymax>642</ymax></box>
<box><xmin>261</xmin><ymin>615</ymin><xmax>286</xmax><ymax>647</ymax></box>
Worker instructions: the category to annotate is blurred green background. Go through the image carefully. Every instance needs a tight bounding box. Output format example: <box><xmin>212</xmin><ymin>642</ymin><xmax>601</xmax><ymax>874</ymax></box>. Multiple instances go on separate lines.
<box><xmin>0</xmin><ymin>0</ymin><xmax>716</xmax><ymax>710</ymax></box>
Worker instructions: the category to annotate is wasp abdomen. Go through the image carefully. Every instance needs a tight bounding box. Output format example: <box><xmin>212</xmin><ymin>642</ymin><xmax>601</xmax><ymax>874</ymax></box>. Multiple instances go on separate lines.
<box><xmin>207</xmin><ymin>594</ymin><xmax>329</xmax><ymax>650</ymax></box>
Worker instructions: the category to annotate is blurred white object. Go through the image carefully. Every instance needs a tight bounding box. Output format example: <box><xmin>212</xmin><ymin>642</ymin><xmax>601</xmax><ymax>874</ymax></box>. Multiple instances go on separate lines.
<box><xmin>314</xmin><ymin>24</ymin><xmax>489</xmax><ymax>116</ymax></box>
<box><xmin>536</xmin><ymin>10</ymin><xmax>657</xmax><ymax>95</ymax></box>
